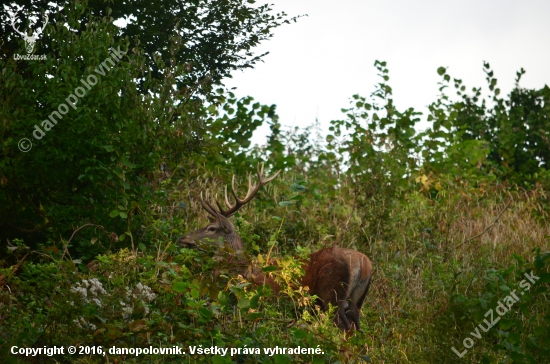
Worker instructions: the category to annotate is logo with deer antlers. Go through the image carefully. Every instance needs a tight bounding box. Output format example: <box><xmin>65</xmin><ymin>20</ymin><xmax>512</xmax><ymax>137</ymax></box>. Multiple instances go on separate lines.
<box><xmin>9</xmin><ymin>10</ymin><xmax>48</xmax><ymax>54</ymax></box>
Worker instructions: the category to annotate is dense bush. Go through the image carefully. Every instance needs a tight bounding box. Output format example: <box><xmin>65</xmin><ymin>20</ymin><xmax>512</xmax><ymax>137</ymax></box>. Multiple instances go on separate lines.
<box><xmin>1</xmin><ymin>1</ymin><xmax>550</xmax><ymax>363</ymax></box>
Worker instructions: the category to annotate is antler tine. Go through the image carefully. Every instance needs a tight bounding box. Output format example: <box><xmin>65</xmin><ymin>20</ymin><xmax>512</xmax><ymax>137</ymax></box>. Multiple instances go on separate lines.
<box><xmin>40</xmin><ymin>13</ymin><xmax>49</xmax><ymax>32</ymax></box>
<box><xmin>213</xmin><ymin>191</ymin><xmax>226</xmax><ymax>213</ymax></box>
<box><xmin>216</xmin><ymin>174</ymin><xmax>246</xmax><ymax>217</ymax></box>
<box><xmin>261</xmin><ymin>169</ymin><xmax>281</xmax><ymax>184</ymax></box>
<box><xmin>200</xmin><ymin>191</ymin><xmax>218</xmax><ymax>218</ymax></box>
<box><xmin>231</xmin><ymin>174</ymin><xmax>241</xmax><ymax>202</ymax></box>
<box><xmin>242</xmin><ymin>173</ymin><xmax>255</xmax><ymax>202</ymax></box>
<box><xmin>257</xmin><ymin>162</ymin><xmax>281</xmax><ymax>184</ymax></box>
<box><xmin>215</xmin><ymin>164</ymin><xmax>282</xmax><ymax>218</ymax></box>
<box><xmin>207</xmin><ymin>192</ymin><xmax>224</xmax><ymax>215</ymax></box>
<box><xmin>224</xmin><ymin>184</ymin><xmax>232</xmax><ymax>209</ymax></box>
<box><xmin>257</xmin><ymin>163</ymin><xmax>262</xmax><ymax>179</ymax></box>
<box><xmin>10</xmin><ymin>16</ymin><xmax>26</xmax><ymax>37</ymax></box>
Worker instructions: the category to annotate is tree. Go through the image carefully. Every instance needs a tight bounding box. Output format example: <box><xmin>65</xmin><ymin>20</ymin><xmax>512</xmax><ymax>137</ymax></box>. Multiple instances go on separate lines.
<box><xmin>0</xmin><ymin>0</ymin><xmax>295</xmax><ymax>254</ymax></box>
<box><xmin>422</xmin><ymin>63</ymin><xmax>550</xmax><ymax>185</ymax></box>
<box><xmin>1</xmin><ymin>0</ymin><xmax>297</xmax><ymax>96</ymax></box>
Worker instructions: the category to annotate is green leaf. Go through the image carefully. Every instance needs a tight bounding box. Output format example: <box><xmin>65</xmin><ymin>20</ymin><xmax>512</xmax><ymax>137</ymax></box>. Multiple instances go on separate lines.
<box><xmin>121</xmin><ymin>156</ymin><xmax>136</xmax><ymax>169</ymax></box>
<box><xmin>278</xmin><ymin>201</ymin><xmax>294</xmax><ymax>207</ymax></box>
<box><xmin>109</xmin><ymin>210</ymin><xmax>120</xmax><ymax>217</ymax></box>
<box><xmin>199</xmin><ymin>307</ymin><xmax>213</xmax><ymax>320</ymax></box>
<box><xmin>291</xmin><ymin>328</ymin><xmax>307</xmax><ymax>339</ymax></box>
<box><xmin>247</xmin><ymin>312</ymin><xmax>263</xmax><ymax>320</ymax></box>
<box><xmin>290</xmin><ymin>183</ymin><xmax>306</xmax><ymax>192</ymax></box>
<box><xmin>238</xmin><ymin>298</ymin><xmax>250</xmax><ymax>309</ymax></box>
<box><xmin>507</xmin><ymin>332</ymin><xmax>521</xmax><ymax>344</ymax></box>
<box><xmin>499</xmin><ymin>318</ymin><xmax>514</xmax><ymax>330</ymax></box>
<box><xmin>173</xmin><ymin>281</ymin><xmax>187</xmax><ymax>293</ymax></box>
<box><xmin>119</xmin><ymin>211</ymin><xmax>128</xmax><ymax>218</ymax></box>
<box><xmin>437</xmin><ymin>66</ymin><xmax>446</xmax><ymax>76</ymax></box>
<box><xmin>250</xmin><ymin>294</ymin><xmax>261</xmax><ymax>308</ymax></box>
<box><xmin>534</xmin><ymin>325</ymin><xmax>546</xmax><ymax>336</ymax></box>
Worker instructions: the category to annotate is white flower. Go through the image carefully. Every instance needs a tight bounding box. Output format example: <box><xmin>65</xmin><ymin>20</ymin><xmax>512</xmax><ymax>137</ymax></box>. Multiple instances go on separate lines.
<box><xmin>141</xmin><ymin>301</ymin><xmax>150</xmax><ymax>316</ymax></box>
<box><xmin>92</xmin><ymin>298</ymin><xmax>103</xmax><ymax>307</ymax></box>
<box><xmin>70</xmin><ymin>285</ymin><xmax>88</xmax><ymax>302</ymax></box>
<box><xmin>122</xmin><ymin>305</ymin><xmax>133</xmax><ymax>319</ymax></box>
<box><xmin>88</xmin><ymin>278</ymin><xmax>108</xmax><ymax>296</ymax></box>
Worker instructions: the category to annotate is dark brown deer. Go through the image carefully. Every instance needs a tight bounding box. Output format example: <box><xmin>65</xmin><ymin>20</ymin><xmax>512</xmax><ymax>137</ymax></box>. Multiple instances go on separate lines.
<box><xmin>179</xmin><ymin>165</ymin><xmax>373</xmax><ymax>331</ymax></box>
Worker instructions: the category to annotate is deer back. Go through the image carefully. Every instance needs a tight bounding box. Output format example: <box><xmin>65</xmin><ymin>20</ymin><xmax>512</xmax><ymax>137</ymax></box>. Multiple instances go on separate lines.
<box><xmin>301</xmin><ymin>247</ymin><xmax>372</xmax><ymax>331</ymax></box>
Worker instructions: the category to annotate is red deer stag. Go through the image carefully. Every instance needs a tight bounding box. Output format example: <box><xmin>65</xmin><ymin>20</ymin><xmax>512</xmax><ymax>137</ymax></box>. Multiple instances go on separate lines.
<box><xmin>179</xmin><ymin>165</ymin><xmax>373</xmax><ymax>332</ymax></box>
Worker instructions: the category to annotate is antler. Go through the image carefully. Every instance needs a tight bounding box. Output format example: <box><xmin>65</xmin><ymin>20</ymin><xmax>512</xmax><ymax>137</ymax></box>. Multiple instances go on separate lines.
<box><xmin>199</xmin><ymin>191</ymin><xmax>220</xmax><ymax>219</ymax></box>
<box><xmin>37</xmin><ymin>13</ymin><xmax>48</xmax><ymax>34</ymax></box>
<box><xmin>10</xmin><ymin>15</ymin><xmax>26</xmax><ymax>38</ymax></box>
<box><xmin>200</xmin><ymin>163</ymin><xmax>281</xmax><ymax>218</ymax></box>
<box><xmin>9</xmin><ymin>12</ymin><xmax>48</xmax><ymax>37</ymax></box>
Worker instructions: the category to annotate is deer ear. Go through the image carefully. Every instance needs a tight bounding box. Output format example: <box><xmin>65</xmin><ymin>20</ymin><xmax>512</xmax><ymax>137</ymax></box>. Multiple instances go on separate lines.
<box><xmin>217</xmin><ymin>214</ymin><xmax>234</xmax><ymax>232</ymax></box>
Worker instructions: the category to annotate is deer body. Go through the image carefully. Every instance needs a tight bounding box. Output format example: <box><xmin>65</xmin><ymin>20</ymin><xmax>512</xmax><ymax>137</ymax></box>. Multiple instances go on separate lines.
<box><xmin>301</xmin><ymin>247</ymin><xmax>372</xmax><ymax>331</ymax></box>
<box><xmin>179</xmin><ymin>165</ymin><xmax>372</xmax><ymax>331</ymax></box>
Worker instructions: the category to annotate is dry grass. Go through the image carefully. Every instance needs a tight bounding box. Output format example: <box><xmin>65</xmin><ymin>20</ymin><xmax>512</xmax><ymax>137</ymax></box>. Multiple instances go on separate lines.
<box><xmin>347</xmin><ymin>183</ymin><xmax>549</xmax><ymax>362</ymax></box>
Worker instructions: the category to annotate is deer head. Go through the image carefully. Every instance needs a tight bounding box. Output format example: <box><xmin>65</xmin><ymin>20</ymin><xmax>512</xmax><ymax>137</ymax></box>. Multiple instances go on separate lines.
<box><xmin>179</xmin><ymin>164</ymin><xmax>281</xmax><ymax>251</ymax></box>
<box><xmin>10</xmin><ymin>11</ymin><xmax>49</xmax><ymax>54</ymax></box>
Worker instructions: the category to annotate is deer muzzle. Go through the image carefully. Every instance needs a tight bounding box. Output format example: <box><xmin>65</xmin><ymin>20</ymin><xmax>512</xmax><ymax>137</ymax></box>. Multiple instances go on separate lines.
<box><xmin>179</xmin><ymin>235</ymin><xmax>197</xmax><ymax>248</ymax></box>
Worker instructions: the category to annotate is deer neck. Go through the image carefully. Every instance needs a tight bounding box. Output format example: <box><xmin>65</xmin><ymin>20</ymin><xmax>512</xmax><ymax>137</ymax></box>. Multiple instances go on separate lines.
<box><xmin>227</xmin><ymin>231</ymin><xmax>243</xmax><ymax>251</ymax></box>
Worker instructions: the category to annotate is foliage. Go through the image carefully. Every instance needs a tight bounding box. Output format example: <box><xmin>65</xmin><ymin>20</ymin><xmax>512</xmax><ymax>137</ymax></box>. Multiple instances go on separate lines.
<box><xmin>1</xmin><ymin>12</ymin><xmax>197</xmax><ymax>255</ymax></box>
<box><xmin>1</xmin><ymin>0</ymin><xmax>550</xmax><ymax>361</ymax></box>
<box><xmin>0</xmin><ymin>0</ymin><xmax>294</xmax><ymax>255</ymax></box>
<box><xmin>1</xmin><ymin>0</ymin><xmax>299</xmax><ymax>95</ymax></box>
<box><xmin>421</xmin><ymin>63</ymin><xmax>550</xmax><ymax>186</ymax></box>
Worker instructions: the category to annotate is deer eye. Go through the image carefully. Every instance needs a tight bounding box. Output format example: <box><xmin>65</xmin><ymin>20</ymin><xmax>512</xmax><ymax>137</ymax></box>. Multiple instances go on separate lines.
<box><xmin>208</xmin><ymin>226</ymin><xmax>216</xmax><ymax>232</ymax></box>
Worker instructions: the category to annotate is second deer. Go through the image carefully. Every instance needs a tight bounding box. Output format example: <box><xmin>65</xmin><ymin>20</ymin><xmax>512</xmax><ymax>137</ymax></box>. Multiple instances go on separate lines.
<box><xmin>179</xmin><ymin>165</ymin><xmax>373</xmax><ymax>332</ymax></box>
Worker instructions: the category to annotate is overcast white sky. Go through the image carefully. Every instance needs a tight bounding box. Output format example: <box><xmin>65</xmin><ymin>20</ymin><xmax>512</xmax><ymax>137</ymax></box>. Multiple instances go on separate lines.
<box><xmin>225</xmin><ymin>0</ymin><xmax>550</xmax><ymax>145</ymax></box>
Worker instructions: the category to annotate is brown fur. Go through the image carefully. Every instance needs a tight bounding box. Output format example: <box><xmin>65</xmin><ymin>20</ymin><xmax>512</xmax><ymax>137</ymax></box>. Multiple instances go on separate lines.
<box><xmin>301</xmin><ymin>247</ymin><xmax>372</xmax><ymax>331</ymax></box>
